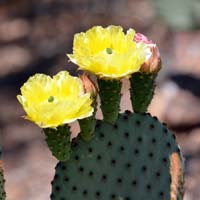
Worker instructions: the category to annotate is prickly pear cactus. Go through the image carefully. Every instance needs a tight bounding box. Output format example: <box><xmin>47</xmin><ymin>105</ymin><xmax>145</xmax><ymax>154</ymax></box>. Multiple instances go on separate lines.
<box><xmin>51</xmin><ymin>112</ymin><xmax>184</xmax><ymax>200</ymax></box>
<box><xmin>15</xmin><ymin>25</ymin><xmax>184</xmax><ymax>200</ymax></box>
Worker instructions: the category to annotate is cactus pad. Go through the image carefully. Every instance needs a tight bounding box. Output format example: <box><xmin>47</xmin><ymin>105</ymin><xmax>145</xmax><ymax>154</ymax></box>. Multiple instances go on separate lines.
<box><xmin>51</xmin><ymin>112</ymin><xmax>184</xmax><ymax>200</ymax></box>
<box><xmin>130</xmin><ymin>72</ymin><xmax>157</xmax><ymax>113</ymax></box>
<box><xmin>79</xmin><ymin>101</ymin><xmax>97</xmax><ymax>142</ymax></box>
<box><xmin>98</xmin><ymin>79</ymin><xmax>122</xmax><ymax>124</ymax></box>
<box><xmin>44</xmin><ymin>125</ymin><xmax>71</xmax><ymax>161</ymax></box>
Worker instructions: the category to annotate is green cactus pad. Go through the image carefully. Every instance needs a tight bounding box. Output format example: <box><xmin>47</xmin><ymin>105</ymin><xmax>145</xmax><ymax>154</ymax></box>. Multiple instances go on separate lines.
<box><xmin>79</xmin><ymin>116</ymin><xmax>96</xmax><ymax>142</ymax></box>
<box><xmin>79</xmin><ymin>101</ymin><xmax>97</xmax><ymax>142</ymax></box>
<box><xmin>51</xmin><ymin>112</ymin><xmax>184</xmax><ymax>200</ymax></box>
<box><xmin>130</xmin><ymin>72</ymin><xmax>157</xmax><ymax>113</ymax></box>
<box><xmin>44</xmin><ymin>125</ymin><xmax>71</xmax><ymax>161</ymax></box>
<box><xmin>98</xmin><ymin>79</ymin><xmax>122</xmax><ymax>124</ymax></box>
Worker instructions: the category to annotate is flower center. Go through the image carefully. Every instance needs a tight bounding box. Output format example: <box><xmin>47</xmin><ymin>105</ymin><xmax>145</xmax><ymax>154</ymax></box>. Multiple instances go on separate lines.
<box><xmin>106</xmin><ymin>48</ymin><xmax>112</xmax><ymax>54</ymax></box>
<box><xmin>48</xmin><ymin>96</ymin><xmax>54</xmax><ymax>102</ymax></box>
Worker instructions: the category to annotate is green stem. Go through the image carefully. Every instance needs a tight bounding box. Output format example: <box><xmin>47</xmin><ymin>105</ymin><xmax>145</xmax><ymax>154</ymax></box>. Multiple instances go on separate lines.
<box><xmin>44</xmin><ymin>125</ymin><xmax>71</xmax><ymax>161</ymax></box>
<box><xmin>130</xmin><ymin>72</ymin><xmax>157</xmax><ymax>113</ymax></box>
<box><xmin>79</xmin><ymin>100</ymin><xmax>97</xmax><ymax>142</ymax></box>
<box><xmin>98</xmin><ymin>79</ymin><xmax>122</xmax><ymax>124</ymax></box>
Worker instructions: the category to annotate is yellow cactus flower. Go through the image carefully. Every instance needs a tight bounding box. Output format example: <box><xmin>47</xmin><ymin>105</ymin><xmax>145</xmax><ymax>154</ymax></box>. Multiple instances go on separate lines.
<box><xmin>17</xmin><ymin>71</ymin><xmax>94</xmax><ymax>128</ymax></box>
<box><xmin>68</xmin><ymin>25</ymin><xmax>147</xmax><ymax>79</ymax></box>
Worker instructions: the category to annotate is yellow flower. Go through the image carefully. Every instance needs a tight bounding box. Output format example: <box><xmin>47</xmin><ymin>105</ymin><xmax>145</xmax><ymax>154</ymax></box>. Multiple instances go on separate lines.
<box><xmin>68</xmin><ymin>25</ymin><xmax>147</xmax><ymax>79</ymax></box>
<box><xmin>17</xmin><ymin>71</ymin><xmax>94</xmax><ymax>128</ymax></box>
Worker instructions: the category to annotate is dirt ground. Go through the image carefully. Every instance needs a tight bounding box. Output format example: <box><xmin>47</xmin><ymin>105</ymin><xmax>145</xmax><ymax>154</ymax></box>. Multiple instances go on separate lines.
<box><xmin>1</xmin><ymin>0</ymin><xmax>200</xmax><ymax>199</ymax></box>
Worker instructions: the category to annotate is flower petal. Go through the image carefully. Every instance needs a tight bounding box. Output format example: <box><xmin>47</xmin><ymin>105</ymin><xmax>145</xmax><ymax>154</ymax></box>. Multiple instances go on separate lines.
<box><xmin>68</xmin><ymin>25</ymin><xmax>147</xmax><ymax>79</ymax></box>
<box><xmin>17</xmin><ymin>71</ymin><xmax>94</xmax><ymax>128</ymax></box>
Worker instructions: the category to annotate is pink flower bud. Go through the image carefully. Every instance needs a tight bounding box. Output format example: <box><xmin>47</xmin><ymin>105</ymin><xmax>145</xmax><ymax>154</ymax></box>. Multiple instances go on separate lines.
<box><xmin>134</xmin><ymin>33</ymin><xmax>162</xmax><ymax>73</ymax></box>
<box><xmin>80</xmin><ymin>73</ymin><xmax>97</xmax><ymax>98</ymax></box>
<box><xmin>134</xmin><ymin>33</ymin><xmax>153</xmax><ymax>44</ymax></box>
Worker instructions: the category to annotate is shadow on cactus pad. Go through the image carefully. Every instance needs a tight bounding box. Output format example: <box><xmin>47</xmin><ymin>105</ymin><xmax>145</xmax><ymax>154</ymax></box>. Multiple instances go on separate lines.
<box><xmin>51</xmin><ymin>112</ymin><xmax>184</xmax><ymax>200</ymax></box>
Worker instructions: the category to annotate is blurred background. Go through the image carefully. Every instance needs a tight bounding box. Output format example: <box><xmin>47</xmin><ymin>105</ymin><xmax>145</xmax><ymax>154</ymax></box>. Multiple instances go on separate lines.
<box><xmin>0</xmin><ymin>0</ymin><xmax>200</xmax><ymax>199</ymax></box>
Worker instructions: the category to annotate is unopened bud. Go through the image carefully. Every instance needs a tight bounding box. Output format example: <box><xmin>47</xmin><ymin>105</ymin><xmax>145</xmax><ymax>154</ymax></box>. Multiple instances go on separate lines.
<box><xmin>134</xmin><ymin>33</ymin><xmax>162</xmax><ymax>73</ymax></box>
<box><xmin>80</xmin><ymin>73</ymin><xmax>97</xmax><ymax>98</ymax></box>
<box><xmin>134</xmin><ymin>33</ymin><xmax>153</xmax><ymax>44</ymax></box>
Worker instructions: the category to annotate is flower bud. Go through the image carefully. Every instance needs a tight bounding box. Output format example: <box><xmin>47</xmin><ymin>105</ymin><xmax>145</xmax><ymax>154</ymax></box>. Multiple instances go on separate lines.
<box><xmin>80</xmin><ymin>73</ymin><xmax>97</xmax><ymax>98</ymax></box>
<box><xmin>134</xmin><ymin>33</ymin><xmax>153</xmax><ymax>44</ymax></box>
<box><xmin>134</xmin><ymin>33</ymin><xmax>162</xmax><ymax>73</ymax></box>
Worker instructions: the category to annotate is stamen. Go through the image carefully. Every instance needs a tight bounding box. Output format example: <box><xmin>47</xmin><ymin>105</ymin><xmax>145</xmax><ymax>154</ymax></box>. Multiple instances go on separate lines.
<box><xmin>48</xmin><ymin>96</ymin><xmax>54</xmax><ymax>102</ymax></box>
<box><xmin>106</xmin><ymin>48</ymin><xmax>112</xmax><ymax>54</ymax></box>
